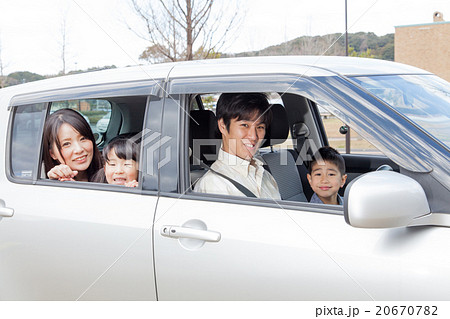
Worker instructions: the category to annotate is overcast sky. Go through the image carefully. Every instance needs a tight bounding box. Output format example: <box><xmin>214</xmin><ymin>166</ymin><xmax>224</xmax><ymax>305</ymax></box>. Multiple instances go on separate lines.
<box><xmin>0</xmin><ymin>0</ymin><xmax>448</xmax><ymax>75</ymax></box>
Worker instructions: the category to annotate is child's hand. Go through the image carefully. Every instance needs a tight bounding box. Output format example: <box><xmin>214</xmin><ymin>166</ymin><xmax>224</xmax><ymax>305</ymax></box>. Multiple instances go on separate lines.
<box><xmin>47</xmin><ymin>164</ymin><xmax>78</xmax><ymax>181</ymax></box>
<box><xmin>125</xmin><ymin>180</ymin><xmax>138</xmax><ymax>188</ymax></box>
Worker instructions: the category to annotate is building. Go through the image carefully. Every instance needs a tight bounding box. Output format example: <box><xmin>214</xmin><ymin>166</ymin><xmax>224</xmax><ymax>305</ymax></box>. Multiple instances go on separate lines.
<box><xmin>395</xmin><ymin>12</ymin><xmax>450</xmax><ymax>82</ymax></box>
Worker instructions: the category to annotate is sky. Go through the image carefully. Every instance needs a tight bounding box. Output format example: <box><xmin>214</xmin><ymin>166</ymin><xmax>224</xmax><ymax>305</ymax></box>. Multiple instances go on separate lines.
<box><xmin>0</xmin><ymin>0</ymin><xmax>449</xmax><ymax>75</ymax></box>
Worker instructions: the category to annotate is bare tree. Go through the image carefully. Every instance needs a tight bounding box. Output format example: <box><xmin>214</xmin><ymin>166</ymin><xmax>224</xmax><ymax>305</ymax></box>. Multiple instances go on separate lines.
<box><xmin>0</xmin><ymin>32</ymin><xmax>6</xmax><ymax>88</ymax></box>
<box><xmin>59</xmin><ymin>11</ymin><xmax>69</xmax><ymax>75</ymax></box>
<box><xmin>129</xmin><ymin>0</ymin><xmax>241</xmax><ymax>63</ymax></box>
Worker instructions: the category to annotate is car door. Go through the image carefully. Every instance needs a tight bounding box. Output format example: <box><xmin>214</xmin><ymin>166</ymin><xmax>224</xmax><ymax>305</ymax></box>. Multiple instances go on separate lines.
<box><xmin>152</xmin><ymin>71</ymin><xmax>450</xmax><ymax>300</ymax></box>
<box><xmin>0</xmin><ymin>82</ymin><xmax>164</xmax><ymax>300</ymax></box>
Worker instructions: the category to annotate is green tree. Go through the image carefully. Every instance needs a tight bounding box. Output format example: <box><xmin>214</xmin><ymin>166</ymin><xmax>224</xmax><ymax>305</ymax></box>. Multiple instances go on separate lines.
<box><xmin>6</xmin><ymin>71</ymin><xmax>45</xmax><ymax>86</ymax></box>
<box><xmin>380</xmin><ymin>42</ymin><xmax>394</xmax><ymax>61</ymax></box>
<box><xmin>348</xmin><ymin>46</ymin><xmax>375</xmax><ymax>58</ymax></box>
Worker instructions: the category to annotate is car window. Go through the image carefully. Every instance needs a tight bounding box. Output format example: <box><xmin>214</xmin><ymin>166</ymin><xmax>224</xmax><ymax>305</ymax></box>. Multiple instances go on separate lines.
<box><xmin>195</xmin><ymin>92</ymin><xmax>292</xmax><ymax>152</ymax></box>
<box><xmin>200</xmin><ymin>93</ymin><xmax>219</xmax><ymax>112</ymax></box>
<box><xmin>50</xmin><ymin>99</ymin><xmax>112</xmax><ymax>144</ymax></box>
<box><xmin>320</xmin><ymin>113</ymin><xmax>382</xmax><ymax>155</ymax></box>
<box><xmin>8</xmin><ymin>94</ymin><xmax>157</xmax><ymax>192</ymax></box>
<box><xmin>185</xmin><ymin>90</ymin><xmax>398</xmax><ymax>208</ymax></box>
<box><xmin>188</xmin><ymin>92</ymin><xmax>314</xmax><ymax>203</ymax></box>
<box><xmin>9</xmin><ymin>103</ymin><xmax>47</xmax><ymax>180</ymax></box>
<box><xmin>40</xmin><ymin>96</ymin><xmax>148</xmax><ymax>186</ymax></box>
<box><xmin>351</xmin><ymin>74</ymin><xmax>450</xmax><ymax>149</ymax></box>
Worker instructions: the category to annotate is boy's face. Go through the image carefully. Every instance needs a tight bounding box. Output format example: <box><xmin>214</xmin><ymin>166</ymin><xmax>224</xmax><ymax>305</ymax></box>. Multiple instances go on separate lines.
<box><xmin>218</xmin><ymin>113</ymin><xmax>266</xmax><ymax>161</ymax></box>
<box><xmin>104</xmin><ymin>149</ymin><xmax>139</xmax><ymax>186</ymax></box>
<box><xmin>307</xmin><ymin>160</ymin><xmax>347</xmax><ymax>204</ymax></box>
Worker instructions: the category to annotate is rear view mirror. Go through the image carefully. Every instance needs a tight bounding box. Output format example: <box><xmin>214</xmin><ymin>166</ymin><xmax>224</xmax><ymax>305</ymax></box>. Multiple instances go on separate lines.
<box><xmin>344</xmin><ymin>171</ymin><xmax>430</xmax><ymax>228</ymax></box>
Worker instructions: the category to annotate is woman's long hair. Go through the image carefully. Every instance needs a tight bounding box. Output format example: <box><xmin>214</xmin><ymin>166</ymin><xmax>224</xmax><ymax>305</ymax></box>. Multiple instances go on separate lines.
<box><xmin>42</xmin><ymin>108</ymin><xmax>103</xmax><ymax>181</ymax></box>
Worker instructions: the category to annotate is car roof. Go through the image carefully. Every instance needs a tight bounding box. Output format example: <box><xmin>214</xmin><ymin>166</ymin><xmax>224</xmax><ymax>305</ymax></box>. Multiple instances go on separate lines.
<box><xmin>1</xmin><ymin>56</ymin><xmax>431</xmax><ymax>105</ymax></box>
<box><xmin>172</xmin><ymin>56</ymin><xmax>430</xmax><ymax>77</ymax></box>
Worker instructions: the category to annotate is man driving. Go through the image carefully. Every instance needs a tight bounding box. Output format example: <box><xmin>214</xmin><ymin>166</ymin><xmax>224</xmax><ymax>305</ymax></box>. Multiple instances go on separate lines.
<box><xmin>194</xmin><ymin>93</ymin><xmax>281</xmax><ymax>199</ymax></box>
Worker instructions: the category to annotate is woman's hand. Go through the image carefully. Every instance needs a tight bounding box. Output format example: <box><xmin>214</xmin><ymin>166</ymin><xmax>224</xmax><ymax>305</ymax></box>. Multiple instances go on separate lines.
<box><xmin>125</xmin><ymin>180</ymin><xmax>138</xmax><ymax>188</ymax></box>
<box><xmin>47</xmin><ymin>164</ymin><xmax>78</xmax><ymax>181</ymax></box>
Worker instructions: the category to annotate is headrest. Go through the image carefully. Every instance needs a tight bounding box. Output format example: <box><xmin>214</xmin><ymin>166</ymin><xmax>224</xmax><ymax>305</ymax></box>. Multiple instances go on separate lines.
<box><xmin>261</xmin><ymin>104</ymin><xmax>289</xmax><ymax>148</ymax></box>
<box><xmin>189</xmin><ymin>110</ymin><xmax>219</xmax><ymax>144</ymax></box>
<box><xmin>189</xmin><ymin>110</ymin><xmax>220</xmax><ymax>164</ymax></box>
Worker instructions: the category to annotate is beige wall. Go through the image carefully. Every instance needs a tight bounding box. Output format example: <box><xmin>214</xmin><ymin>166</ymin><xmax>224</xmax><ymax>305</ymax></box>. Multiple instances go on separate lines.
<box><xmin>395</xmin><ymin>22</ymin><xmax>450</xmax><ymax>82</ymax></box>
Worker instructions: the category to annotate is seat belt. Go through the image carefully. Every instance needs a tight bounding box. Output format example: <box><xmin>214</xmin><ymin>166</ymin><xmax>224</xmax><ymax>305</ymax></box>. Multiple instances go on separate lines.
<box><xmin>199</xmin><ymin>162</ymin><xmax>257</xmax><ymax>198</ymax></box>
<box><xmin>292</xmin><ymin>122</ymin><xmax>310</xmax><ymax>166</ymax></box>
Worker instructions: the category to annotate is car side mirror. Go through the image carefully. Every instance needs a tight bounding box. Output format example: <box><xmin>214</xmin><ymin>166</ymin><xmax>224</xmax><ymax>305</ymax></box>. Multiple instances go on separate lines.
<box><xmin>339</xmin><ymin>125</ymin><xmax>348</xmax><ymax>135</ymax></box>
<box><xmin>344</xmin><ymin>171</ymin><xmax>430</xmax><ymax>228</ymax></box>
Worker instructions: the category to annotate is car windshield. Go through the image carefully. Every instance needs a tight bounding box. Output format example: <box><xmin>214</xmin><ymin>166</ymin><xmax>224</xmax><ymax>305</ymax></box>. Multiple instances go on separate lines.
<box><xmin>351</xmin><ymin>74</ymin><xmax>450</xmax><ymax>149</ymax></box>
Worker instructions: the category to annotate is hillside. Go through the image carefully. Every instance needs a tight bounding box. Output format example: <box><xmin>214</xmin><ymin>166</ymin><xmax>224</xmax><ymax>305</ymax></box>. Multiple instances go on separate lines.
<box><xmin>224</xmin><ymin>32</ymin><xmax>394</xmax><ymax>61</ymax></box>
<box><xmin>1</xmin><ymin>32</ymin><xmax>394</xmax><ymax>88</ymax></box>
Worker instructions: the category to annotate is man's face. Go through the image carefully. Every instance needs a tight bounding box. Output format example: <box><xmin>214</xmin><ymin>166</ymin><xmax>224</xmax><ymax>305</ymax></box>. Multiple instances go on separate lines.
<box><xmin>218</xmin><ymin>113</ymin><xmax>266</xmax><ymax>161</ymax></box>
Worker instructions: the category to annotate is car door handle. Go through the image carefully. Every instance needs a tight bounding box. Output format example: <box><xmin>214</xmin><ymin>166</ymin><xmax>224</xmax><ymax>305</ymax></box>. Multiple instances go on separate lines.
<box><xmin>0</xmin><ymin>206</ymin><xmax>14</xmax><ymax>218</ymax></box>
<box><xmin>160</xmin><ymin>225</ymin><xmax>221</xmax><ymax>242</ymax></box>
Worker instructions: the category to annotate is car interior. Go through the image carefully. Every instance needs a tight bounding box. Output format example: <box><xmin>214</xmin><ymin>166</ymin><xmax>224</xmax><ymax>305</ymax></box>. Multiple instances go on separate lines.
<box><xmin>188</xmin><ymin>92</ymin><xmax>400</xmax><ymax>202</ymax></box>
<box><xmin>38</xmin><ymin>96</ymin><xmax>148</xmax><ymax>183</ymax></box>
<box><xmin>43</xmin><ymin>93</ymin><xmax>399</xmax><ymax>199</ymax></box>
<box><xmin>94</xmin><ymin>96</ymin><xmax>147</xmax><ymax>148</ymax></box>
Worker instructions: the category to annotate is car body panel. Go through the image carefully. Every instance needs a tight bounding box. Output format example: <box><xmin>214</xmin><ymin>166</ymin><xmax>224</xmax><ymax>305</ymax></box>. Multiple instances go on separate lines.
<box><xmin>0</xmin><ymin>80</ymin><xmax>161</xmax><ymax>300</ymax></box>
<box><xmin>154</xmin><ymin>195</ymin><xmax>450</xmax><ymax>300</ymax></box>
<box><xmin>0</xmin><ymin>183</ymin><xmax>157</xmax><ymax>300</ymax></box>
<box><xmin>0</xmin><ymin>56</ymin><xmax>448</xmax><ymax>300</ymax></box>
<box><xmin>153</xmin><ymin>57</ymin><xmax>450</xmax><ymax>300</ymax></box>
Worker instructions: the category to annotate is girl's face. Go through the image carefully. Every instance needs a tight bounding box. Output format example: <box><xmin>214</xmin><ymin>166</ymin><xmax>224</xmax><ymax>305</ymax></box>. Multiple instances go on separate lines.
<box><xmin>50</xmin><ymin>123</ymin><xmax>94</xmax><ymax>173</ymax></box>
<box><xmin>104</xmin><ymin>149</ymin><xmax>139</xmax><ymax>185</ymax></box>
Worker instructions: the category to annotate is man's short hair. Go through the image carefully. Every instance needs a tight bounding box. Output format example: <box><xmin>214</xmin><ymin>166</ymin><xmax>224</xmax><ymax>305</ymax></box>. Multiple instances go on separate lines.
<box><xmin>216</xmin><ymin>93</ymin><xmax>272</xmax><ymax>132</ymax></box>
<box><xmin>309</xmin><ymin>146</ymin><xmax>346</xmax><ymax>176</ymax></box>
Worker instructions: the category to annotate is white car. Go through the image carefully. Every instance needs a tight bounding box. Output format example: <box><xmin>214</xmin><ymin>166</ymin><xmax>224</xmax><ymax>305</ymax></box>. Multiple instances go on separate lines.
<box><xmin>0</xmin><ymin>56</ymin><xmax>449</xmax><ymax>300</ymax></box>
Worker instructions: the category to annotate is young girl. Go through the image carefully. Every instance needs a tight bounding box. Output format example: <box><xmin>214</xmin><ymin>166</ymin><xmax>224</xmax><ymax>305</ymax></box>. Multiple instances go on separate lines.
<box><xmin>43</xmin><ymin>108</ymin><xmax>103</xmax><ymax>182</ymax></box>
<box><xmin>94</xmin><ymin>136</ymin><xmax>140</xmax><ymax>187</ymax></box>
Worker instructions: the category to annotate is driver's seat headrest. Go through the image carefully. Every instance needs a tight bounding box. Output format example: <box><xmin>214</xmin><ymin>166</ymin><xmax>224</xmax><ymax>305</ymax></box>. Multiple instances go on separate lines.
<box><xmin>261</xmin><ymin>103</ymin><xmax>289</xmax><ymax>148</ymax></box>
<box><xmin>189</xmin><ymin>110</ymin><xmax>221</xmax><ymax>165</ymax></box>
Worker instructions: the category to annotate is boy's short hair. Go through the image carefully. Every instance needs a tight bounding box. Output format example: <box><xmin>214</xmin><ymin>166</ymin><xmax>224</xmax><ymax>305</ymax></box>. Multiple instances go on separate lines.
<box><xmin>309</xmin><ymin>146</ymin><xmax>346</xmax><ymax>175</ymax></box>
<box><xmin>216</xmin><ymin>93</ymin><xmax>272</xmax><ymax>132</ymax></box>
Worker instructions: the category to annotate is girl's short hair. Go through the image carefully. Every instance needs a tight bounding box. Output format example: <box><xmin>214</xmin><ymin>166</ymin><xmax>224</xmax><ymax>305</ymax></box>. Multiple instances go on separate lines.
<box><xmin>102</xmin><ymin>136</ymin><xmax>140</xmax><ymax>162</ymax></box>
<box><xmin>93</xmin><ymin>135</ymin><xmax>140</xmax><ymax>184</ymax></box>
<box><xmin>42</xmin><ymin>108</ymin><xmax>103</xmax><ymax>181</ymax></box>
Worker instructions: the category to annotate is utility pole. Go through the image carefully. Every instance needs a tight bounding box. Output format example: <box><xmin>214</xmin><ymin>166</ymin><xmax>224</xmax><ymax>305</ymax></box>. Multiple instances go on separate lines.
<box><xmin>345</xmin><ymin>0</ymin><xmax>349</xmax><ymax>57</ymax></box>
<box><xmin>345</xmin><ymin>0</ymin><xmax>351</xmax><ymax>154</ymax></box>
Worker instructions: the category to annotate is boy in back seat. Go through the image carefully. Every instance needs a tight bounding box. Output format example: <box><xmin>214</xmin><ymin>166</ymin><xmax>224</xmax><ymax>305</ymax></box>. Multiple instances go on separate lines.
<box><xmin>307</xmin><ymin>146</ymin><xmax>347</xmax><ymax>205</ymax></box>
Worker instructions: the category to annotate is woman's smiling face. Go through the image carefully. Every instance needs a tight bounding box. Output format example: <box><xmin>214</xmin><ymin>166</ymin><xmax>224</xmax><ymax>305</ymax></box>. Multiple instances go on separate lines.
<box><xmin>50</xmin><ymin>123</ymin><xmax>94</xmax><ymax>174</ymax></box>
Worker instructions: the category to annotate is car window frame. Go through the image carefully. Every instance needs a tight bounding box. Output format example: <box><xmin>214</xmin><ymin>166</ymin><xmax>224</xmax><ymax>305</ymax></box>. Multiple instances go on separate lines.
<box><xmin>161</xmin><ymin>74</ymin><xmax>350</xmax><ymax>214</ymax></box>
<box><xmin>6</xmin><ymin>102</ymin><xmax>48</xmax><ymax>184</ymax></box>
<box><xmin>161</xmin><ymin>72</ymin><xmax>450</xmax><ymax>214</ymax></box>
<box><xmin>6</xmin><ymin>80</ymin><xmax>164</xmax><ymax>194</ymax></box>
